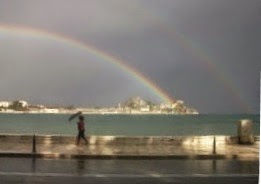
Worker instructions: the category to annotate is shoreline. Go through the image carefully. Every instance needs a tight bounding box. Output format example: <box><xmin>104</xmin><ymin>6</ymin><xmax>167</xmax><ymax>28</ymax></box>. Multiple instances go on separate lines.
<box><xmin>0</xmin><ymin>111</ymin><xmax>199</xmax><ymax>115</ymax></box>
<box><xmin>0</xmin><ymin>111</ymin><xmax>258</xmax><ymax>115</ymax></box>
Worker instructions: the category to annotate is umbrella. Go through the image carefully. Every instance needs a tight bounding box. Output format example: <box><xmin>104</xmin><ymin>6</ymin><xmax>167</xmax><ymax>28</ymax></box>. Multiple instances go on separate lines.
<box><xmin>68</xmin><ymin>111</ymin><xmax>82</xmax><ymax>122</ymax></box>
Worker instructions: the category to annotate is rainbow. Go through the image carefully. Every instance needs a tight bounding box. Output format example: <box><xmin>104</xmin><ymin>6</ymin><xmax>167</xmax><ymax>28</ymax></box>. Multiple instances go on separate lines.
<box><xmin>127</xmin><ymin>3</ymin><xmax>252</xmax><ymax>113</ymax></box>
<box><xmin>0</xmin><ymin>23</ymin><xmax>173</xmax><ymax>104</ymax></box>
<box><xmin>158</xmin><ymin>23</ymin><xmax>252</xmax><ymax>112</ymax></box>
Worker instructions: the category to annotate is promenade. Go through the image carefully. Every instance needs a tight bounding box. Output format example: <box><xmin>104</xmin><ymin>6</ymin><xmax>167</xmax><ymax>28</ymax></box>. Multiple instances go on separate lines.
<box><xmin>0</xmin><ymin>135</ymin><xmax>259</xmax><ymax>184</ymax></box>
<box><xmin>0</xmin><ymin>135</ymin><xmax>259</xmax><ymax>160</ymax></box>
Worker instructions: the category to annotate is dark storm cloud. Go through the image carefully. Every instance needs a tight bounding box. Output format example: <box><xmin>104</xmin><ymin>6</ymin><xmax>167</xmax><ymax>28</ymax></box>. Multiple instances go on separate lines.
<box><xmin>0</xmin><ymin>0</ymin><xmax>260</xmax><ymax>113</ymax></box>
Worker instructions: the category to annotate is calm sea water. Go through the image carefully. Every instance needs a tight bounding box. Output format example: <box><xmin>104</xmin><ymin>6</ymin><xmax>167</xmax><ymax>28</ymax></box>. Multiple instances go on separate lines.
<box><xmin>0</xmin><ymin>114</ymin><xmax>259</xmax><ymax>136</ymax></box>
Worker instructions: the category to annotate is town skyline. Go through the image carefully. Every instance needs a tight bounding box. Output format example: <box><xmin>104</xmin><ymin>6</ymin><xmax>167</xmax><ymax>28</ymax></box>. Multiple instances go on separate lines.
<box><xmin>0</xmin><ymin>96</ymin><xmax>199</xmax><ymax>115</ymax></box>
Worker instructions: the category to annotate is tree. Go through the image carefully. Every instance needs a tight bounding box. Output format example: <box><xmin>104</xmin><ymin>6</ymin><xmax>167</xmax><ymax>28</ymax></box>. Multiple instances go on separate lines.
<box><xmin>9</xmin><ymin>101</ymin><xmax>28</xmax><ymax>111</ymax></box>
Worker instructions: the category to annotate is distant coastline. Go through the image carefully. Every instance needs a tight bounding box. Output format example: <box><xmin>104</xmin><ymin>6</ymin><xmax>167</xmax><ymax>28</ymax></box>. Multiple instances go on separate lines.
<box><xmin>0</xmin><ymin>109</ymin><xmax>199</xmax><ymax>115</ymax></box>
<box><xmin>0</xmin><ymin>97</ymin><xmax>199</xmax><ymax>115</ymax></box>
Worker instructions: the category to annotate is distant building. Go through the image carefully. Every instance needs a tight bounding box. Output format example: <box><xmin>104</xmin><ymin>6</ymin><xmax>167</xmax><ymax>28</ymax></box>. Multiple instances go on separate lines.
<box><xmin>176</xmin><ymin>100</ymin><xmax>184</xmax><ymax>105</ymax></box>
<box><xmin>18</xmin><ymin>101</ymin><xmax>28</xmax><ymax>108</ymax></box>
<box><xmin>43</xmin><ymin>108</ymin><xmax>59</xmax><ymax>113</ymax></box>
<box><xmin>160</xmin><ymin>103</ymin><xmax>172</xmax><ymax>109</ymax></box>
<box><xmin>140</xmin><ymin>106</ymin><xmax>150</xmax><ymax>112</ymax></box>
<box><xmin>0</xmin><ymin>101</ymin><xmax>10</xmax><ymax>108</ymax></box>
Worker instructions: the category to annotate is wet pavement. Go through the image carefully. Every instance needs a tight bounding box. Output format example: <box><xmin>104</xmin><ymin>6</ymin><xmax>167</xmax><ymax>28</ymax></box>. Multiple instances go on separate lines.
<box><xmin>0</xmin><ymin>158</ymin><xmax>259</xmax><ymax>174</ymax></box>
<box><xmin>0</xmin><ymin>140</ymin><xmax>259</xmax><ymax>160</ymax></box>
<box><xmin>0</xmin><ymin>158</ymin><xmax>259</xmax><ymax>184</ymax></box>
<box><xmin>0</xmin><ymin>135</ymin><xmax>259</xmax><ymax>183</ymax></box>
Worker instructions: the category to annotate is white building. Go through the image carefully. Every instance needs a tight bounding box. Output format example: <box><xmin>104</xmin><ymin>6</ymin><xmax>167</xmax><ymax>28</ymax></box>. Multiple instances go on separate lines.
<box><xmin>160</xmin><ymin>103</ymin><xmax>172</xmax><ymax>109</ymax></box>
<box><xmin>0</xmin><ymin>101</ymin><xmax>10</xmax><ymax>108</ymax></box>
<box><xmin>43</xmin><ymin>108</ymin><xmax>59</xmax><ymax>113</ymax></box>
<box><xmin>140</xmin><ymin>106</ymin><xmax>150</xmax><ymax>112</ymax></box>
<box><xmin>18</xmin><ymin>101</ymin><xmax>28</xmax><ymax>107</ymax></box>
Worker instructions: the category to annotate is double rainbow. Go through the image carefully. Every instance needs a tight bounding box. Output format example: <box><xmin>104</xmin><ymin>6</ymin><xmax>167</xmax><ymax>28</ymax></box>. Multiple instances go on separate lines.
<box><xmin>0</xmin><ymin>24</ymin><xmax>173</xmax><ymax>104</ymax></box>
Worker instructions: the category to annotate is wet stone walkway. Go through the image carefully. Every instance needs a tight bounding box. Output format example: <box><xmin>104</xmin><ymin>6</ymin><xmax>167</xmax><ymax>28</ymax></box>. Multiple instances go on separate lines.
<box><xmin>0</xmin><ymin>135</ymin><xmax>259</xmax><ymax>160</ymax></box>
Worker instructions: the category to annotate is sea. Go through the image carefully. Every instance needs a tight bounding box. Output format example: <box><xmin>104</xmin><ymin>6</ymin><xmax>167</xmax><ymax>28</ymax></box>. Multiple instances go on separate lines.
<box><xmin>0</xmin><ymin>113</ymin><xmax>259</xmax><ymax>136</ymax></box>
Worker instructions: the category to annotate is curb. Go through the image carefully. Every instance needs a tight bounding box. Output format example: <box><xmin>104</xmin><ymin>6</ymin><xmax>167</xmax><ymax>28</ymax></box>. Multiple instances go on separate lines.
<box><xmin>0</xmin><ymin>152</ymin><xmax>246</xmax><ymax>160</ymax></box>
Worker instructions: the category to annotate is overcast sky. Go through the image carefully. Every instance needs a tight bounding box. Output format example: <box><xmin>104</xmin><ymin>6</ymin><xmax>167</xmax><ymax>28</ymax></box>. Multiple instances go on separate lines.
<box><xmin>0</xmin><ymin>0</ymin><xmax>260</xmax><ymax>113</ymax></box>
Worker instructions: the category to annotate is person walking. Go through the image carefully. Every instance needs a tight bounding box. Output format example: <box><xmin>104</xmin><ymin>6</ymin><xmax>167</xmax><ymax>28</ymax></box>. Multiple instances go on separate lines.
<box><xmin>76</xmin><ymin>115</ymin><xmax>88</xmax><ymax>145</ymax></box>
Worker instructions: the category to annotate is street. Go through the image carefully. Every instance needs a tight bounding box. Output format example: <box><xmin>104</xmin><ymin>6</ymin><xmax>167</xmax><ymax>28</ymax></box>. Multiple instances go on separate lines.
<box><xmin>0</xmin><ymin>158</ymin><xmax>259</xmax><ymax>184</ymax></box>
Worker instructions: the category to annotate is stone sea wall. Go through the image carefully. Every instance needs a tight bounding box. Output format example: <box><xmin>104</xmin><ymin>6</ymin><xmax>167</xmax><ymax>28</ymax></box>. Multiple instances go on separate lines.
<box><xmin>0</xmin><ymin>134</ymin><xmax>259</xmax><ymax>145</ymax></box>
